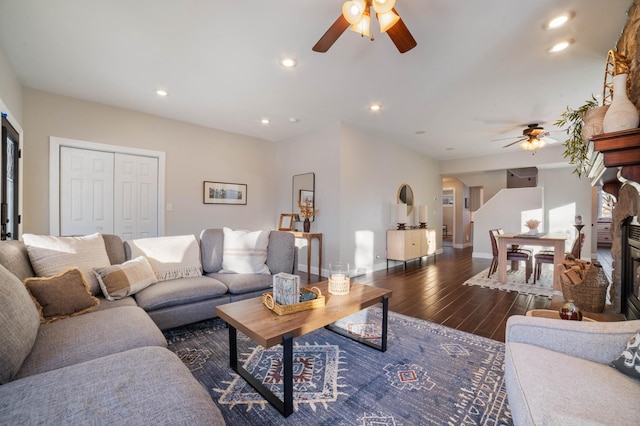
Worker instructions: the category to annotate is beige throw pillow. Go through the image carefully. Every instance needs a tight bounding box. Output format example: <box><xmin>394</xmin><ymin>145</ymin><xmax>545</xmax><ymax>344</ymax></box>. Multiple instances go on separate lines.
<box><xmin>24</xmin><ymin>268</ymin><xmax>99</xmax><ymax>324</ymax></box>
<box><xmin>220</xmin><ymin>227</ymin><xmax>270</xmax><ymax>274</ymax></box>
<box><xmin>22</xmin><ymin>233</ymin><xmax>111</xmax><ymax>295</ymax></box>
<box><xmin>93</xmin><ymin>256</ymin><xmax>158</xmax><ymax>300</ymax></box>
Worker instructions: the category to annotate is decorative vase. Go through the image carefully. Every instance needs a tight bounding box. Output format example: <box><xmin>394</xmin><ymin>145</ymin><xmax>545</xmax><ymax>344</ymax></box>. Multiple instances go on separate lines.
<box><xmin>527</xmin><ymin>227</ymin><xmax>538</xmax><ymax>236</ymax></box>
<box><xmin>559</xmin><ymin>299</ymin><xmax>582</xmax><ymax>321</ymax></box>
<box><xmin>602</xmin><ymin>73</ymin><xmax>640</xmax><ymax>133</ymax></box>
<box><xmin>303</xmin><ymin>218</ymin><xmax>311</xmax><ymax>233</ymax></box>
<box><xmin>581</xmin><ymin>105</ymin><xmax>609</xmax><ymax>143</ymax></box>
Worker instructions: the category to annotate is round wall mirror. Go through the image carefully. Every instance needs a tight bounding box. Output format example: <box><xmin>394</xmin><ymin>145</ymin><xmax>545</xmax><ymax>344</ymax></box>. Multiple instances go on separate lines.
<box><xmin>398</xmin><ymin>183</ymin><xmax>414</xmax><ymax>216</ymax></box>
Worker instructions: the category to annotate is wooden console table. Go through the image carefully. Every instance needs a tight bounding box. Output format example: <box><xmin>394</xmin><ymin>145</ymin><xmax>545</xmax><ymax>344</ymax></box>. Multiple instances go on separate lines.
<box><xmin>292</xmin><ymin>232</ymin><xmax>322</xmax><ymax>282</ymax></box>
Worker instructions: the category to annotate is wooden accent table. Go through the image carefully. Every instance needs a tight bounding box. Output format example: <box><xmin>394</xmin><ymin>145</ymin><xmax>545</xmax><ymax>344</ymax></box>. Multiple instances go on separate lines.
<box><xmin>215</xmin><ymin>281</ymin><xmax>391</xmax><ymax>417</ymax></box>
<box><xmin>495</xmin><ymin>233</ymin><xmax>567</xmax><ymax>291</ymax></box>
<box><xmin>292</xmin><ymin>232</ymin><xmax>322</xmax><ymax>282</ymax></box>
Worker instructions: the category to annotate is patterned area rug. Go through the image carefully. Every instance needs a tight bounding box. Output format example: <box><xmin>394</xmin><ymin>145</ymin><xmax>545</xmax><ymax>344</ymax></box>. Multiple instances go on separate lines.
<box><xmin>164</xmin><ymin>307</ymin><xmax>512</xmax><ymax>425</ymax></box>
<box><xmin>464</xmin><ymin>266</ymin><xmax>562</xmax><ymax>297</ymax></box>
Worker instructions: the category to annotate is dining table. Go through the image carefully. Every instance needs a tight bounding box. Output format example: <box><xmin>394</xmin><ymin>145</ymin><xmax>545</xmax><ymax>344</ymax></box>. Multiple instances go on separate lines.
<box><xmin>495</xmin><ymin>233</ymin><xmax>568</xmax><ymax>291</ymax></box>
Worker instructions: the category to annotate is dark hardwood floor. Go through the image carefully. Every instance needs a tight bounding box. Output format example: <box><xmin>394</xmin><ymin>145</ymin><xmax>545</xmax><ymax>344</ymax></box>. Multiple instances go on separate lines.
<box><xmin>302</xmin><ymin>245</ymin><xmax>553</xmax><ymax>343</ymax></box>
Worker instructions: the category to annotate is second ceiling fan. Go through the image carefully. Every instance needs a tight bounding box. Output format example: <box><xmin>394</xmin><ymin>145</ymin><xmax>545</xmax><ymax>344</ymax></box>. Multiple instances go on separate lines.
<box><xmin>498</xmin><ymin>124</ymin><xmax>557</xmax><ymax>151</ymax></box>
<box><xmin>313</xmin><ymin>0</ymin><xmax>417</xmax><ymax>53</ymax></box>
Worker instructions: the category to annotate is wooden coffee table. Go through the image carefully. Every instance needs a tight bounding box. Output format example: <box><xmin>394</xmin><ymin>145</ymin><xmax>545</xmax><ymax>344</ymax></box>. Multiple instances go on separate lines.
<box><xmin>215</xmin><ymin>281</ymin><xmax>392</xmax><ymax>417</ymax></box>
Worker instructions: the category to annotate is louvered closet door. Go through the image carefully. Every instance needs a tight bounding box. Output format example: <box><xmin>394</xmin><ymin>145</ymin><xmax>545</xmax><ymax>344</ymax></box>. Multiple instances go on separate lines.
<box><xmin>60</xmin><ymin>147</ymin><xmax>115</xmax><ymax>236</ymax></box>
<box><xmin>114</xmin><ymin>153</ymin><xmax>158</xmax><ymax>240</ymax></box>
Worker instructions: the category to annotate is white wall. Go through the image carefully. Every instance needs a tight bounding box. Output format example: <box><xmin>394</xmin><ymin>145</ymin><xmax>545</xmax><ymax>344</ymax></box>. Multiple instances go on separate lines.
<box><xmin>0</xmin><ymin>43</ymin><xmax>22</xmax><ymax>124</ymax></box>
<box><xmin>276</xmin><ymin>123</ymin><xmax>441</xmax><ymax>276</ymax></box>
<box><xmin>23</xmin><ymin>88</ymin><xmax>279</xmax><ymax>236</ymax></box>
<box><xmin>455</xmin><ymin>170</ymin><xmax>506</xmax><ymax>202</ymax></box>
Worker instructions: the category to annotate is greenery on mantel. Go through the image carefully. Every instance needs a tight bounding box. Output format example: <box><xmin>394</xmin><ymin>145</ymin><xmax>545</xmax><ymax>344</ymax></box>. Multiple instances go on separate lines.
<box><xmin>554</xmin><ymin>96</ymin><xmax>600</xmax><ymax>178</ymax></box>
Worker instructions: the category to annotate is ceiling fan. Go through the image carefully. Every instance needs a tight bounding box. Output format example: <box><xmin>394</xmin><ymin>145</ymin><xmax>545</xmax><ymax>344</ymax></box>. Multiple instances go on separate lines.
<box><xmin>312</xmin><ymin>0</ymin><xmax>417</xmax><ymax>53</ymax></box>
<box><xmin>496</xmin><ymin>124</ymin><xmax>557</xmax><ymax>151</ymax></box>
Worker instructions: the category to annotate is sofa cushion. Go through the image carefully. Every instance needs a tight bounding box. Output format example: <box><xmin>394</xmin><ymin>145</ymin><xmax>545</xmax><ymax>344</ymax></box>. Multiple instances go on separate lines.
<box><xmin>207</xmin><ymin>272</ymin><xmax>273</xmax><ymax>295</ymax></box>
<box><xmin>126</xmin><ymin>234</ymin><xmax>202</xmax><ymax>281</ymax></box>
<box><xmin>15</xmin><ymin>305</ymin><xmax>166</xmax><ymax>379</ymax></box>
<box><xmin>505</xmin><ymin>341</ymin><xmax>640</xmax><ymax>425</ymax></box>
<box><xmin>610</xmin><ymin>329</ymin><xmax>640</xmax><ymax>380</ymax></box>
<box><xmin>266</xmin><ymin>230</ymin><xmax>295</xmax><ymax>274</ymax></box>
<box><xmin>22</xmin><ymin>233</ymin><xmax>111</xmax><ymax>295</ymax></box>
<box><xmin>93</xmin><ymin>256</ymin><xmax>158</xmax><ymax>301</ymax></box>
<box><xmin>0</xmin><ymin>347</ymin><xmax>225</xmax><ymax>425</ymax></box>
<box><xmin>134</xmin><ymin>276</ymin><xmax>228</xmax><ymax>311</ymax></box>
<box><xmin>0</xmin><ymin>264</ymin><xmax>40</xmax><ymax>384</ymax></box>
<box><xmin>200</xmin><ymin>228</ymin><xmax>224</xmax><ymax>273</ymax></box>
<box><xmin>220</xmin><ymin>227</ymin><xmax>270</xmax><ymax>274</ymax></box>
<box><xmin>0</xmin><ymin>240</ymin><xmax>35</xmax><ymax>281</ymax></box>
<box><xmin>24</xmin><ymin>267</ymin><xmax>100</xmax><ymax>324</ymax></box>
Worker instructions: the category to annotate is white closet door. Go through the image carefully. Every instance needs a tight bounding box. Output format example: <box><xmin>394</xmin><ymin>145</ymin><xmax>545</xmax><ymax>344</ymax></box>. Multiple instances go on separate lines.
<box><xmin>60</xmin><ymin>146</ymin><xmax>114</xmax><ymax>236</ymax></box>
<box><xmin>114</xmin><ymin>153</ymin><xmax>158</xmax><ymax>239</ymax></box>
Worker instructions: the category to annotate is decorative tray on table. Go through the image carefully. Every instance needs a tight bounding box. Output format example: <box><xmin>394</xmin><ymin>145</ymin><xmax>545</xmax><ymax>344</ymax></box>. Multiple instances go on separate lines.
<box><xmin>262</xmin><ymin>286</ymin><xmax>325</xmax><ymax>316</ymax></box>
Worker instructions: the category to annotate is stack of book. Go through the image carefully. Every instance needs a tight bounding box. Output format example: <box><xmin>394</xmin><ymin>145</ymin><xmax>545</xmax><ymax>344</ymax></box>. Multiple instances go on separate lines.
<box><xmin>273</xmin><ymin>273</ymin><xmax>300</xmax><ymax>305</ymax></box>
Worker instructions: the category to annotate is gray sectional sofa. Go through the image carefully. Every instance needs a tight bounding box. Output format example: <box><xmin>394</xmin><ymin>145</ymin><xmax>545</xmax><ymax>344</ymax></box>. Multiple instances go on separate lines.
<box><xmin>505</xmin><ymin>315</ymin><xmax>640</xmax><ymax>425</ymax></box>
<box><xmin>0</xmin><ymin>228</ymin><xmax>296</xmax><ymax>425</ymax></box>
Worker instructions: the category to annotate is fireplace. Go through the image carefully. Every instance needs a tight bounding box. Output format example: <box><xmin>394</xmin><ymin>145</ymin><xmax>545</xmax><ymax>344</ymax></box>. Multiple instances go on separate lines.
<box><xmin>621</xmin><ymin>216</ymin><xmax>640</xmax><ymax>319</ymax></box>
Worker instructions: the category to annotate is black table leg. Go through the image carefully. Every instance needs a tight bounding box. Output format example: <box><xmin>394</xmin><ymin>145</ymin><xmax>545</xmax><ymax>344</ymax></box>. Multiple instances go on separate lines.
<box><xmin>325</xmin><ymin>294</ymin><xmax>389</xmax><ymax>352</ymax></box>
<box><xmin>226</xmin><ymin>324</ymin><xmax>294</xmax><ymax>417</ymax></box>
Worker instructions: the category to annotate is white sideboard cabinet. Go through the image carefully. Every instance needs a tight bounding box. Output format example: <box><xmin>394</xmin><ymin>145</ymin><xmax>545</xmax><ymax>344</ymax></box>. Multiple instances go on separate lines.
<box><xmin>386</xmin><ymin>228</ymin><xmax>436</xmax><ymax>269</ymax></box>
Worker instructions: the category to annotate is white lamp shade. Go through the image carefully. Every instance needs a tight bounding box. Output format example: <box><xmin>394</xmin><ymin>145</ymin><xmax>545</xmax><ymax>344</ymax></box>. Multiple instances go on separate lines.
<box><xmin>372</xmin><ymin>0</ymin><xmax>396</xmax><ymax>14</ymax></box>
<box><xmin>377</xmin><ymin>10</ymin><xmax>400</xmax><ymax>32</ymax></box>
<box><xmin>350</xmin><ymin>13</ymin><xmax>371</xmax><ymax>36</ymax></box>
<box><xmin>342</xmin><ymin>0</ymin><xmax>366</xmax><ymax>25</ymax></box>
<box><xmin>419</xmin><ymin>205</ymin><xmax>427</xmax><ymax>223</ymax></box>
<box><xmin>396</xmin><ymin>203</ymin><xmax>407</xmax><ymax>224</ymax></box>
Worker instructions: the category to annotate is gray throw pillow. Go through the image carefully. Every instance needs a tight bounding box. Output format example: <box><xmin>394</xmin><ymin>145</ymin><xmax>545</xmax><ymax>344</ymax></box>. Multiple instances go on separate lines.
<box><xmin>0</xmin><ymin>264</ymin><xmax>40</xmax><ymax>384</ymax></box>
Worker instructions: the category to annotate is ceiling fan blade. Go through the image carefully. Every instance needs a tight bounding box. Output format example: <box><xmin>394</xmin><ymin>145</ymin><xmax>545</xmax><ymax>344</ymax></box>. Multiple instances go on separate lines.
<box><xmin>386</xmin><ymin>11</ymin><xmax>417</xmax><ymax>53</ymax></box>
<box><xmin>492</xmin><ymin>135</ymin><xmax>522</xmax><ymax>141</ymax></box>
<box><xmin>503</xmin><ymin>137</ymin><xmax>527</xmax><ymax>148</ymax></box>
<box><xmin>312</xmin><ymin>15</ymin><xmax>350</xmax><ymax>52</ymax></box>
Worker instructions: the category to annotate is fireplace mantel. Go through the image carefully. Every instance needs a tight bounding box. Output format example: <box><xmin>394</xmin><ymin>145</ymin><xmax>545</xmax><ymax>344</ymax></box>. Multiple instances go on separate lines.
<box><xmin>590</xmin><ymin>128</ymin><xmax>640</xmax><ymax>195</ymax></box>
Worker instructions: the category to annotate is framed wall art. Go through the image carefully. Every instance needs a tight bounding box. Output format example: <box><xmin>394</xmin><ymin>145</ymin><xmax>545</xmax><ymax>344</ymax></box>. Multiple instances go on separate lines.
<box><xmin>299</xmin><ymin>190</ymin><xmax>314</xmax><ymax>208</ymax></box>
<box><xmin>203</xmin><ymin>181</ymin><xmax>247</xmax><ymax>205</ymax></box>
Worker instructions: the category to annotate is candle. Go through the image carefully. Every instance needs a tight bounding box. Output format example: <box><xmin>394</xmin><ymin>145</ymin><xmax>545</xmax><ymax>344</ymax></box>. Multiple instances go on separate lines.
<box><xmin>419</xmin><ymin>205</ymin><xmax>427</xmax><ymax>223</ymax></box>
<box><xmin>396</xmin><ymin>203</ymin><xmax>407</xmax><ymax>223</ymax></box>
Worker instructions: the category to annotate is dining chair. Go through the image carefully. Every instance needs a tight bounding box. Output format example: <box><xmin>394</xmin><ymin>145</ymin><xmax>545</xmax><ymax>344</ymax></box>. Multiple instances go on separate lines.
<box><xmin>488</xmin><ymin>229</ymin><xmax>533</xmax><ymax>283</ymax></box>
<box><xmin>533</xmin><ymin>233</ymin><xmax>585</xmax><ymax>283</ymax></box>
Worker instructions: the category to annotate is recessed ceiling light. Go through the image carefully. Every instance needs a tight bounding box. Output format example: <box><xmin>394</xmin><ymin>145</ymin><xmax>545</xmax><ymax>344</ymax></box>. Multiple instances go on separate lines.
<box><xmin>281</xmin><ymin>58</ymin><xmax>297</xmax><ymax>68</ymax></box>
<box><xmin>261</xmin><ymin>118</ymin><xmax>270</xmax><ymax>125</ymax></box>
<box><xmin>546</xmin><ymin>12</ymin><xmax>574</xmax><ymax>30</ymax></box>
<box><xmin>415</xmin><ymin>130</ymin><xmax>426</xmax><ymax>135</ymax></box>
<box><xmin>548</xmin><ymin>39</ymin><xmax>574</xmax><ymax>53</ymax></box>
<box><xmin>446</xmin><ymin>147</ymin><xmax>454</xmax><ymax>151</ymax></box>
<box><xmin>156</xmin><ymin>89</ymin><xmax>169</xmax><ymax>97</ymax></box>
<box><xmin>369</xmin><ymin>104</ymin><xmax>382</xmax><ymax>112</ymax></box>
<box><xmin>289</xmin><ymin>117</ymin><xmax>299</xmax><ymax>123</ymax></box>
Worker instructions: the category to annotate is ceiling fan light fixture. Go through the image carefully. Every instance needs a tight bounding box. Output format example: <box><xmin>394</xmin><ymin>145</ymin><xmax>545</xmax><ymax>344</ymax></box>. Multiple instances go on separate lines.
<box><xmin>350</xmin><ymin>13</ymin><xmax>371</xmax><ymax>37</ymax></box>
<box><xmin>372</xmin><ymin>0</ymin><xmax>396</xmax><ymax>14</ymax></box>
<box><xmin>342</xmin><ymin>0</ymin><xmax>366</xmax><ymax>25</ymax></box>
<box><xmin>520</xmin><ymin>137</ymin><xmax>546</xmax><ymax>151</ymax></box>
<box><xmin>377</xmin><ymin>10</ymin><xmax>400</xmax><ymax>33</ymax></box>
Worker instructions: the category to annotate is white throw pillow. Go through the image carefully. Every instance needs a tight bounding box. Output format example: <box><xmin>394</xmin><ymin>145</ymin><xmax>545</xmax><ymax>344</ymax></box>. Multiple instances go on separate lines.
<box><xmin>22</xmin><ymin>233</ymin><xmax>111</xmax><ymax>295</ymax></box>
<box><xmin>221</xmin><ymin>227</ymin><xmax>271</xmax><ymax>274</ymax></box>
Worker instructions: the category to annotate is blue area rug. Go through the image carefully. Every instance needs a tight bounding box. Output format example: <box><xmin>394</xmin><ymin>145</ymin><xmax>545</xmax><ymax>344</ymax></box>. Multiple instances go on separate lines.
<box><xmin>164</xmin><ymin>307</ymin><xmax>512</xmax><ymax>425</ymax></box>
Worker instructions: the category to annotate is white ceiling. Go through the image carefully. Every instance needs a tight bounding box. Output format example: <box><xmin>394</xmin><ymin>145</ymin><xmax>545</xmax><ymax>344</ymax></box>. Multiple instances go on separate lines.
<box><xmin>0</xmin><ymin>0</ymin><xmax>633</xmax><ymax>161</ymax></box>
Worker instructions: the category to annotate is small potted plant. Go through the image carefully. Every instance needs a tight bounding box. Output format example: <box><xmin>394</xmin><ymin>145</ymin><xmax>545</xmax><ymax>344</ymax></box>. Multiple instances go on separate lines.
<box><xmin>555</xmin><ymin>96</ymin><xmax>609</xmax><ymax>178</ymax></box>
<box><xmin>297</xmin><ymin>198</ymin><xmax>318</xmax><ymax>232</ymax></box>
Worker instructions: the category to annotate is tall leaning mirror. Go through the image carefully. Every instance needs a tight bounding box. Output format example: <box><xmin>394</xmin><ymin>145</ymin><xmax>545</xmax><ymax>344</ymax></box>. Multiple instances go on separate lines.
<box><xmin>293</xmin><ymin>172</ymin><xmax>315</xmax><ymax>222</ymax></box>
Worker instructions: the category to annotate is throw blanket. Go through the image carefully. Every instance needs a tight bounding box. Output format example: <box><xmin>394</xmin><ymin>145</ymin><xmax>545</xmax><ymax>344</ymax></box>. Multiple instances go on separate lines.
<box><xmin>126</xmin><ymin>235</ymin><xmax>202</xmax><ymax>281</ymax></box>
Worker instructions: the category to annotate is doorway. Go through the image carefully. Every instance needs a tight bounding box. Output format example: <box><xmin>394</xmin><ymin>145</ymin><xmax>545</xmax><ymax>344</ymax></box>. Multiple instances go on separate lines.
<box><xmin>1</xmin><ymin>116</ymin><xmax>19</xmax><ymax>240</ymax></box>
